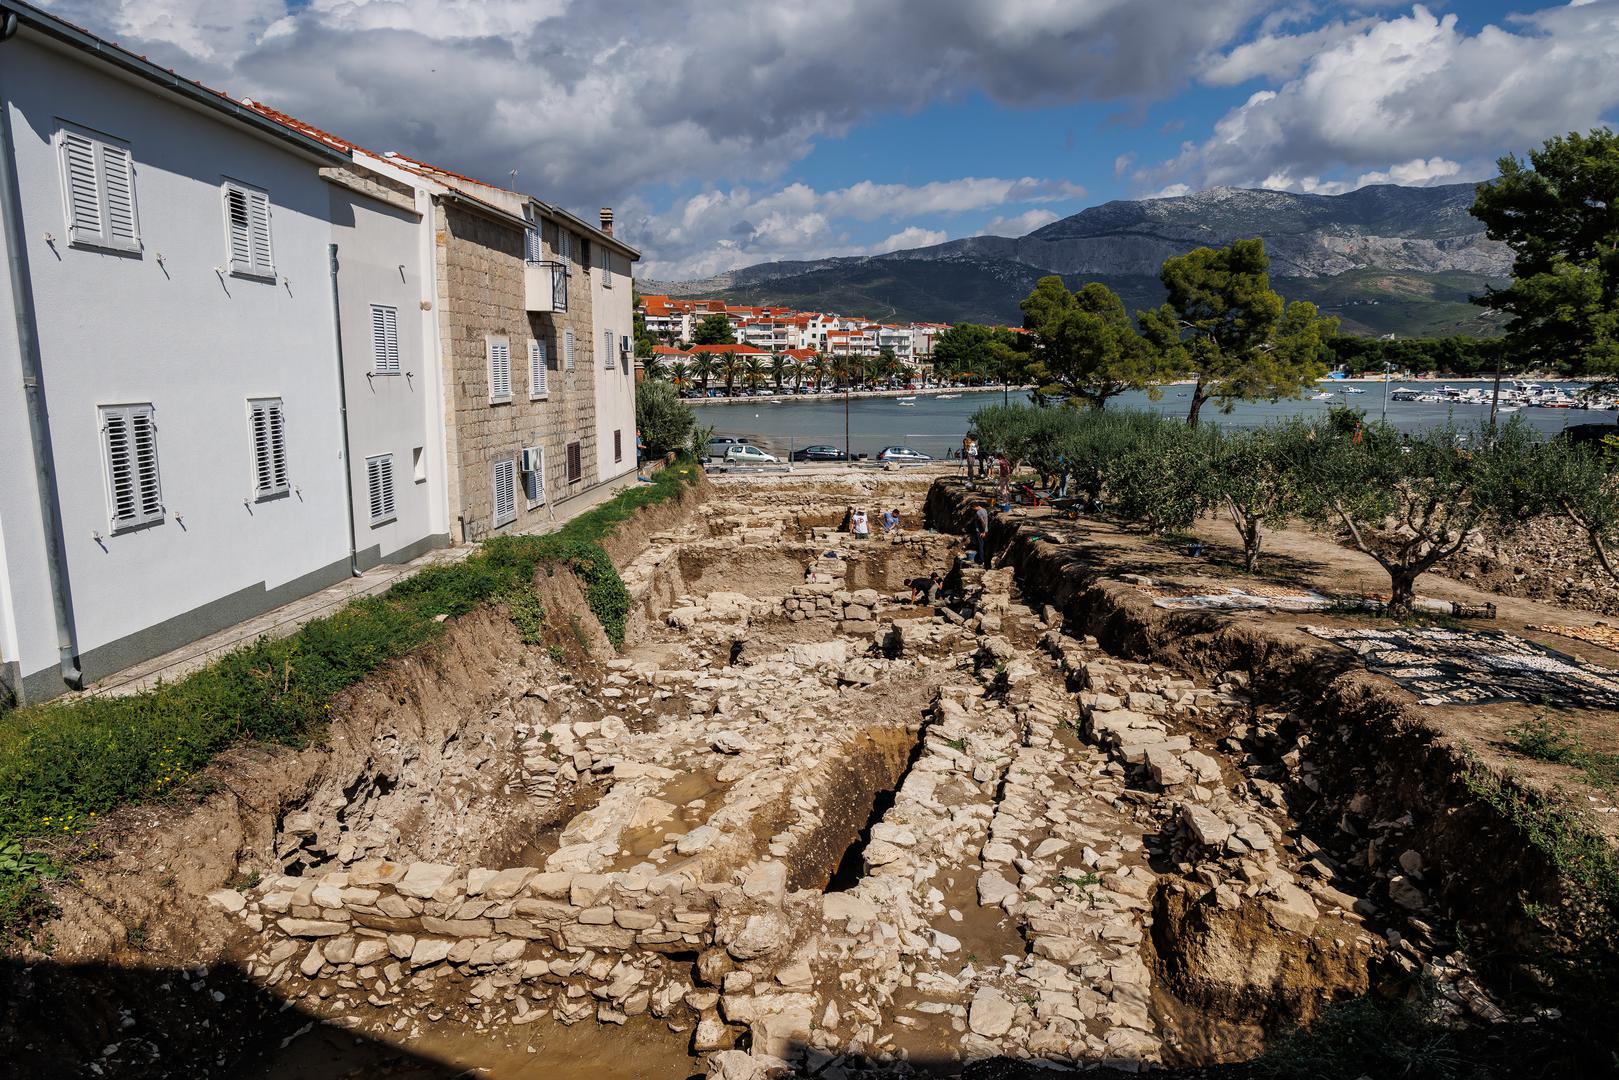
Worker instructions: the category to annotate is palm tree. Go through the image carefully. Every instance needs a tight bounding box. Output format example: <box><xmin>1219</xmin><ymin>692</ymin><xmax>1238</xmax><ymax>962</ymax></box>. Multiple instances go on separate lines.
<box><xmin>769</xmin><ymin>354</ymin><xmax>790</xmax><ymax>394</ymax></box>
<box><xmin>806</xmin><ymin>355</ymin><xmax>826</xmax><ymax>392</ymax></box>
<box><xmin>690</xmin><ymin>352</ymin><xmax>715</xmax><ymax>396</ymax></box>
<box><xmin>643</xmin><ymin>354</ymin><xmax>665</xmax><ymax>382</ymax></box>
<box><xmin>669</xmin><ymin>359</ymin><xmax>691</xmax><ymax>392</ymax></box>
<box><xmin>742</xmin><ymin>355</ymin><xmax>767</xmax><ymax>392</ymax></box>
<box><xmin>719</xmin><ymin>353</ymin><xmax>744</xmax><ymax>397</ymax></box>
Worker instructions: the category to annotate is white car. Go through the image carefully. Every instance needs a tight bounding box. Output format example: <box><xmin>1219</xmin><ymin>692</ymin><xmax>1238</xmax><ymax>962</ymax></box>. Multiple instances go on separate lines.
<box><xmin>722</xmin><ymin>443</ymin><xmax>779</xmax><ymax>465</ymax></box>
<box><xmin>876</xmin><ymin>445</ymin><xmax>931</xmax><ymax>463</ymax></box>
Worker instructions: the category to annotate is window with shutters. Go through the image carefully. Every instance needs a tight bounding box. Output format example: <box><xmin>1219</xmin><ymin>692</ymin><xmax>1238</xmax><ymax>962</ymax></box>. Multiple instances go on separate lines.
<box><xmin>248</xmin><ymin>397</ymin><xmax>290</xmax><ymax>500</ymax></box>
<box><xmin>100</xmin><ymin>403</ymin><xmax>162</xmax><ymax>531</ymax></box>
<box><xmin>366</xmin><ymin>454</ymin><xmax>396</xmax><ymax>526</ymax></box>
<box><xmin>56</xmin><ymin>123</ymin><xmax>141</xmax><ymax>254</ymax></box>
<box><xmin>222</xmin><ymin>180</ymin><xmax>274</xmax><ymax>280</ymax></box>
<box><xmin>529</xmin><ymin>339</ymin><xmax>548</xmax><ymax>399</ymax></box>
<box><xmin>557</xmin><ymin>227</ymin><xmax>572</xmax><ymax>265</ymax></box>
<box><xmin>614</xmin><ymin>429</ymin><xmax>623</xmax><ymax>463</ymax></box>
<box><xmin>601</xmin><ymin>246</ymin><xmax>613</xmax><ymax>288</ymax></box>
<box><xmin>492</xmin><ymin>457</ymin><xmax>517</xmax><ymax>528</ymax></box>
<box><xmin>566</xmin><ymin>441</ymin><xmax>582</xmax><ymax>484</ymax></box>
<box><xmin>370</xmin><ymin>305</ymin><xmax>400</xmax><ymax>375</ymax></box>
<box><xmin>564</xmin><ymin>329</ymin><xmax>576</xmax><ymax>370</ymax></box>
<box><xmin>524</xmin><ymin>225</ymin><xmax>544</xmax><ymax>265</ymax></box>
<box><xmin>523</xmin><ymin>445</ymin><xmax>545</xmax><ymax>508</ymax></box>
<box><xmin>603</xmin><ymin>329</ymin><xmax>615</xmax><ymax>371</ymax></box>
<box><xmin>488</xmin><ymin>336</ymin><xmax>512</xmax><ymax>403</ymax></box>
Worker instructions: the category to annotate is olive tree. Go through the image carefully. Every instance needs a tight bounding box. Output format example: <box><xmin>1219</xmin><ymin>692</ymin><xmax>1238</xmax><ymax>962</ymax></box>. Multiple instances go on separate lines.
<box><xmin>635</xmin><ymin>378</ymin><xmax>696</xmax><ymax>457</ymax></box>
<box><xmin>1209</xmin><ymin>426</ymin><xmax>1304</xmax><ymax>573</ymax></box>
<box><xmin>1108</xmin><ymin>419</ymin><xmax>1219</xmax><ymax>535</ymax></box>
<box><xmin>1536</xmin><ymin>437</ymin><xmax>1619</xmax><ymax>581</ymax></box>
<box><xmin>1292</xmin><ymin>416</ymin><xmax>1544</xmax><ymax>613</ymax></box>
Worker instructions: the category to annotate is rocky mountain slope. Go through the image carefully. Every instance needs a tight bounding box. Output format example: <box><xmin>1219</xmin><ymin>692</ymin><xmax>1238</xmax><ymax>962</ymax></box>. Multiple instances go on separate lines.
<box><xmin>642</xmin><ymin>183</ymin><xmax>1510</xmax><ymax>335</ymax></box>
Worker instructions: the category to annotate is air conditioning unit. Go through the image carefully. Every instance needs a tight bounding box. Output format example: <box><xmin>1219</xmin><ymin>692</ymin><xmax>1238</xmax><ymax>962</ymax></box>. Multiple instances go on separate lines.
<box><xmin>619</xmin><ymin>335</ymin><xmax>631</xmax><ymax>358</ymax></box>
<box><xmin>521</xmin><ymin>446</ymin><xmax>543</xmax><ymax>474</ymax></box>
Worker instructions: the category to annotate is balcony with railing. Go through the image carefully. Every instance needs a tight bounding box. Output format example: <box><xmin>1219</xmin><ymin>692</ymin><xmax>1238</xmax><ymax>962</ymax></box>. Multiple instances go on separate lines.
<box><xmin>524</xmin><ymin>226</ymin><xmax>568</xmax><ymax>313</ymax></box>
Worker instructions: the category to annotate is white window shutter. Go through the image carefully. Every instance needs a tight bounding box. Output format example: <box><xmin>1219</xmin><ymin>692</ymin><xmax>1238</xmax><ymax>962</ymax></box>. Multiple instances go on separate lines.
<box><xmin>61</xmin><ymin>130</ymin><xmax>103</xmax><ymax>243</ymax></box>
<box><xmin>558</xmin><ymin>228</ymin><xmax>571</xmax><ymax>263</ymax></box>
<box><xmin>565</xmin><ymin>330</ymin><xmax>575</xmax><ymax>370</ymax></box>
<box><xmin>524</xmin><ymin>445</ymin><xmax>545</xmax><ymax>506</ymax></box>
<box><xmin>371</xmin><ymin>306</ymin><xmax>400</xmax><ymax>374</ymax></box>
<box><xmin>102</xmin><ymin>403</ymin><xmax>163</xmax><ymax>530</ymax></box>
<box><xmin>366</xmin><ymin>454</ymin><xmax>396</xmax><ymax>525</ymax></box>
<box><xmin>489</xmin><ymin>338</ymin><xmax>511</xmax><ymax>401</ymax></box>
<box><xmin>602</xmin><ymin>247</ymin><xmax>612</xmax><ymax>287</ymax></box>
<box><xmin>100</xmin><ymin>142</ymin><xmax>139</xmax><ymax>249</ymax></box>
<box><xmin>248</xmin><ymin>189</ymin><xmax>273</xmax><ymax>274</ymax></box>
<box><xmin>492</xmin><ymin>458</ymin><xmax>517</xmax><ymax>527</ymax></box>
<box><xmin>104</xmin><ymin>409</ymin><xmax>135</xmax><ymax>522</ymax></box>
<box><xmin>226</xmin><ymin>187</ymin><xmax>252</xmax><ymax>271</ymax></box>
<box><xmin>529</xmin><ymin>339</ymin><xmax>547</xmax><ymax>397</ymax></box>
<box><xmin>249</xmin><ymin>398</ymin><xmax>289</xmax><ymax>499</ymax></box>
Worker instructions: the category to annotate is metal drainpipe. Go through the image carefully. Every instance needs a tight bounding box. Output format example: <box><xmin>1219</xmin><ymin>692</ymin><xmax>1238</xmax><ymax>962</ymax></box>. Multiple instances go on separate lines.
<box><xmin>0</xmin><ymin>47</ymin><xmax>83</xmax><ymax>691</ymax></box>
<box><xmin>327</xmin><ymin>244</ymin><xmax>361</xmax><ymax>577</ymax></box>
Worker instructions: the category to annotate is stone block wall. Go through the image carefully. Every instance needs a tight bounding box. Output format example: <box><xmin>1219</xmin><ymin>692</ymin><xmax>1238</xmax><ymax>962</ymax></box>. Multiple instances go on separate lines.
<box><xmin>530</xmin><ymin>215</ymin><xmax>601</xmax><ymax>507</ymax></box>
<box><xmin>433</xmin><ymin>202</ymin><xmax>600</xmax><ymax>542</ymax></box>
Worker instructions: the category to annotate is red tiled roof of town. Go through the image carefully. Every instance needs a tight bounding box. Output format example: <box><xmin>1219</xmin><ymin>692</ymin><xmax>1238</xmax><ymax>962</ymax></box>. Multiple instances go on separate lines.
<box><xmin>782</xmin><ymin>348</ymin><xmax>819</xmax><ymax>360</ymax></box>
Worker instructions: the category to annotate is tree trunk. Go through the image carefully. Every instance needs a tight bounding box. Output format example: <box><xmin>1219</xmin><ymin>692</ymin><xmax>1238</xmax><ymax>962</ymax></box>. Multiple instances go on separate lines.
<box><xmin>1186</xmin><ymin>384</ymin><xmax>1208</xmax><ymax>427</ymax></box>
<box><xmin>1387</xmin><ymin>568</ymin><xmax>1418</xmax><ymax>615</ymax></box>
<box><xmin>1242</xmin><ymin>519</ymin><xmax>1261</xmax><ymax>573</ymax></box>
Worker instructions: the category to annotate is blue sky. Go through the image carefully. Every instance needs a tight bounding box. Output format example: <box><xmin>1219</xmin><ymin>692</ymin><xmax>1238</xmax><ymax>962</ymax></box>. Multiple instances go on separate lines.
<box><xmin>42</xmin><ymin>1</ymin><xmax>1619</xmax><ymax>278</ymax></box>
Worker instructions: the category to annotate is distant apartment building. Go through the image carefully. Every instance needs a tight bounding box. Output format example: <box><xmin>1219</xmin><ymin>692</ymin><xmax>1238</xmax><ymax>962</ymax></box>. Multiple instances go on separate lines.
<box><xmin>0</xmin><ymin>6</ymin><xmax>360</xmax><ymax>701</ymax></box>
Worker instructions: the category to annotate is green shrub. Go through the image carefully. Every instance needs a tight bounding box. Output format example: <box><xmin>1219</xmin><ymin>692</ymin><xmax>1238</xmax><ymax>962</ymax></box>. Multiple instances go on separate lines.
<box><xmin>0</xmin><ymin>456</ymin><xmax>700</xmax><ymax>941</ymax></box>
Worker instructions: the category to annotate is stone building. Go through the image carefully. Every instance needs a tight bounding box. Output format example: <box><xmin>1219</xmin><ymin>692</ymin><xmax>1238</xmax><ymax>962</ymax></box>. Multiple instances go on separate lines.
<box><xmin>405</xmin><ymin>167</ymin><xmax>640</xmax><ymax>539</ymax></box>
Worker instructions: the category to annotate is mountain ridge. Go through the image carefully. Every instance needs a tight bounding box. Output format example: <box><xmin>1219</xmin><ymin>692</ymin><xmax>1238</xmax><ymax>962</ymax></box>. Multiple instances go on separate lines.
<box><xmin>639</xmin><ymin>182</ymin><xmax>1511</xmax><ymax>337</ymax></box>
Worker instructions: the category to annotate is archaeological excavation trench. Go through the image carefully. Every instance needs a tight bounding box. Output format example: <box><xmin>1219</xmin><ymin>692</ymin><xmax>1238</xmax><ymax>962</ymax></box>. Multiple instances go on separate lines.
<box><xmin>10</xmin><ymin>467</ymin><xmax>1607</xmax><ymax>1079</ymax></box>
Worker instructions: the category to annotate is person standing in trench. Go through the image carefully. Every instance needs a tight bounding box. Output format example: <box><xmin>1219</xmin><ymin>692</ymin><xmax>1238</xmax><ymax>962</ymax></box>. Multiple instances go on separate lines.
<box><xmin>971</xmin><ymin>503</ymin><xmax>990</xmax><ymax>565</ymax></box>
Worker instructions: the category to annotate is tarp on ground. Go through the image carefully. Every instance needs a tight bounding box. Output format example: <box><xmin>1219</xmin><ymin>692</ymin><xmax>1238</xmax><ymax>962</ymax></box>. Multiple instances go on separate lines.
<box><xmin>1303</xmin><ymin>625</ymin><xmax>1619</xmax><ymax>708</ymax></box>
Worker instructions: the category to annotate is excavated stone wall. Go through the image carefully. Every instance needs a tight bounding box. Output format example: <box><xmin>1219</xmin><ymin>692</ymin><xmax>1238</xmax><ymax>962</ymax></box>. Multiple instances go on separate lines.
<box><xmin>924</xmin><ymin>477</ymin><xmax>1613</xmax><ymax>1039</ymax></box>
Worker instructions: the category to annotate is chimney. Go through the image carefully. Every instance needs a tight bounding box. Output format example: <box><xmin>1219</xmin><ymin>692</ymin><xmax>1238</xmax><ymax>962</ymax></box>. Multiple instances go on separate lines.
<box><xmin>599</xmin><ymin>207</ymin><xmax>614</xmax><ymax>236</ymax></box>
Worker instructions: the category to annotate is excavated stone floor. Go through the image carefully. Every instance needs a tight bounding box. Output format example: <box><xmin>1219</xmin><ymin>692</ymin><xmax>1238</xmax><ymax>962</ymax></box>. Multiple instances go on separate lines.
<box><xmin>209</xmin><ymin>470</ymin><xmax>1410</xmax><ymax>1079</ymax></box>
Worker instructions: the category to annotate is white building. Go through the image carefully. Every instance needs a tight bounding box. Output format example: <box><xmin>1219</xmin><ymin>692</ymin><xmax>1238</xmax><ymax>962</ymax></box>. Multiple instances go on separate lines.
<box><xmin>583</xmin><ymin>207</ymin><xmax>638</xmax><ymax>482</ymax></box>
<box><xmin>0</xmin><ymin>4</ymin><xmax>358</xmax><ymax>701</ymax></box>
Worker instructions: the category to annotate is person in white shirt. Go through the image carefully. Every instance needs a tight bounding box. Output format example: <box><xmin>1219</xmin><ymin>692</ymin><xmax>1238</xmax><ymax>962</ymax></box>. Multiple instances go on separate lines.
<box><xmin>850</xmin><ymin>508</ymin><xmax>869</xmax><ymax>539</ymax></box>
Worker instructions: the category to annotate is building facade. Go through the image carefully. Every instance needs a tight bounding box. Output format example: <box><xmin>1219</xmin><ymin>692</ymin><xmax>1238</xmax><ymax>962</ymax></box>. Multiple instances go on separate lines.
<box><xmin>0</xmin><ymin>9</ymin><xmax>355</xmax><ymax>700</ymax></box>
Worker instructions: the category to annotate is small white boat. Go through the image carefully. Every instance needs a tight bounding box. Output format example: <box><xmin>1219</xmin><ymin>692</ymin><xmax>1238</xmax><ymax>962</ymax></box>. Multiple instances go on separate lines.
<box><xmin>936</xmin><ymin>393</ymin><xmax>960</xmax><ymax>400</ymax></box>
<box><xmin>895</xmin><ymin>396</ymin><xmax>916</xmax><ymax>406</ymax></box>
<box><xmin>1344</xmin><ymin>387</ymin><xmax>1366</xmax><ymax>395</ymax></box>
<box><xmin>1311</xmin><ymin>392</ymin><xmax>1334</xmax><ymax>401</ymax></box>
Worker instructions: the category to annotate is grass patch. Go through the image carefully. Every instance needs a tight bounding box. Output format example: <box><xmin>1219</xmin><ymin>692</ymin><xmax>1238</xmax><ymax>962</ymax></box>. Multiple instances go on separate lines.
<box><xmin>0</xmin><ymin>457</ymin><xmax>700</xmax><ymax>944</ymax></box>
<box><xmin>1506</xmin><ymin>715</ymin><xmax>1619</xmax><ymax>791</ymax></box>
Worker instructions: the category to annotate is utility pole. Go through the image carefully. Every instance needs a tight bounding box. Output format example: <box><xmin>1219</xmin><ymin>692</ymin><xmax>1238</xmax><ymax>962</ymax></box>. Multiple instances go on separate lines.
<box><xmin>843</xmin><ymin>358</ymin><xmax>851</xmax><ymax>463</ymax></box>
<box><xmin>1382</xmin><ymin>361</ymin><xmax>1391</xmax><ymax>422</ymax></box>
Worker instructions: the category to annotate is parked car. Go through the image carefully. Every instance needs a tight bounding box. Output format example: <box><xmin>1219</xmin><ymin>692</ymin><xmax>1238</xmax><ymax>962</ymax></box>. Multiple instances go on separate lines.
<box><xmin>704</xmin><ymin>436</ymin><xmax>752</xmax><ymax>459</ymax></box>
<box><xmin>876</xmin><ymin>445</ymin><xmax>931</xmax><ymax>463</ymax></box>
<box><xmin>790</xmin><ymin>445</ymin><xmax>848</xmax><ymax>462</ymax></box>
<box><xmin>722</xmin><ymin>444</ymin><xmax>779</xmax><ymax>465</ymax></box>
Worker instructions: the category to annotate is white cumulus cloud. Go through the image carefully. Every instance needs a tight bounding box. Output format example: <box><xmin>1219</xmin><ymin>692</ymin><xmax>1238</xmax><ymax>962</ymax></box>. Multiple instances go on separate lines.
<box><xmin>1152</xmin><ymin>3</ymin><xmax>1619</xmax><ymax>195</ymax></box>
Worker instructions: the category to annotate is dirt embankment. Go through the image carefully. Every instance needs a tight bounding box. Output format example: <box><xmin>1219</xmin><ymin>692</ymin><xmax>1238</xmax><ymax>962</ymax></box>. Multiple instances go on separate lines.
<box><xmin>1455</xmin><ymin>517</ymin><xmax>1619</xmax><ymax>619</ymax></box>
<box><xmin>2</xmin><ymin>479</ymin><xmax>711</xmax><ymax>1071</ymax></box>
<box><xmin>926</xmin><ymin>480</ymin><xmax>1618</xmax><ymax>1044</ymax></box>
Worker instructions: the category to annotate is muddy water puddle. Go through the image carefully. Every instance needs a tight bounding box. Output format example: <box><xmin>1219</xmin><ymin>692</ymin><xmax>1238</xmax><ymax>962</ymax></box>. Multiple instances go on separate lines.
<box><xmin>611</xmin><ymin>768</ymin><xmax>730</xmax><ymax>866</ymax></box>
<box><xmin>254</xmin><ymin>1014</ymin><xmax>700</xmax><ymax>1080</ymax></box>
